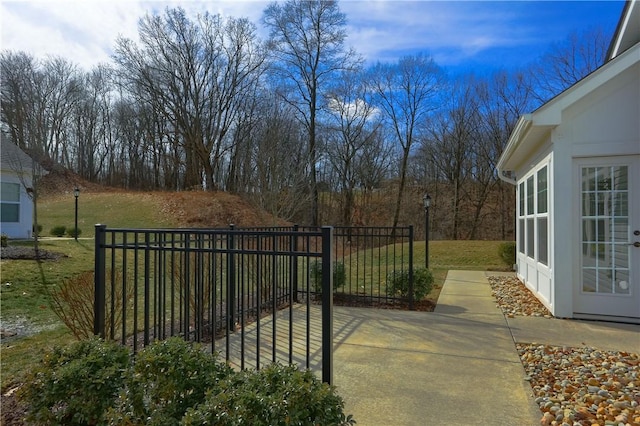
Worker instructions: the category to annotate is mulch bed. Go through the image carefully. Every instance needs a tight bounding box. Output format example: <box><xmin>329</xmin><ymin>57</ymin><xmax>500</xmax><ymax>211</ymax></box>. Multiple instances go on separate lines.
<box><xmin>0</xmin><ymin>246</ymin><xmax>66</xmax><ymax>261</ymax></box>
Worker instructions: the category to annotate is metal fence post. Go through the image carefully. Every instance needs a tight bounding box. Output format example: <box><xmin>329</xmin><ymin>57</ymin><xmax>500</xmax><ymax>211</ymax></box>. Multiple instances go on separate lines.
<box><xmin>408</xmin><ymin>225</ymin><xmax>414</xmax><ymax>310</ymax></box>
<box><xmin>94</xmin><ymin>224</ymin><xmax>107</xmax><ymax>338</ymax></box>
<box><xmin>227</xmin><ymin>224</ymin><xmax>236</xmax><ymax>332</ymax></box>
<box><xmin>291</xmin><ymin>224</ymin><xmax>299</xmax><ymax>302</ymax></box>
<box><xmin>144</xmin><ymin>232</ymin><xmax>151</xmax><ymax>346</ymax></box>
<box><xmin>321</xmin><ymin>226</ymin><xmax>333</xmax><ymax>385</ymax></box>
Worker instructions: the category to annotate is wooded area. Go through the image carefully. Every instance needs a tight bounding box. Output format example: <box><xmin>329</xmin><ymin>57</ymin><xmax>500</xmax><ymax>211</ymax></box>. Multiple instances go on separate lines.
<box><xmin>0</xmin><ymin>1</ymin><xmax>610</xmax><ymax>240</ymax></box>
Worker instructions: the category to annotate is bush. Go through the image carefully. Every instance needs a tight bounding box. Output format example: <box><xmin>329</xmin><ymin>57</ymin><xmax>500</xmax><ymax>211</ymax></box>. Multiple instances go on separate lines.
<box><xmin>19</xmin><ymin>338</ymin><xmax>355</xmax><ymax>425</ymax></box>
<box><xmin>50</xmin><ymin>225</ymin><xmax>66</xmax><ymax>237</ymax></box>
<box><xmin>310</xmin><ymin>260</ymin><xmax>346</xmax><ymax>294</ymax></box>
<box><xmin>498</xmin><ymin>242</ymin><xmax>516</xmax><ymax>267</ymax></box>
<box><xmin>50</xmin><ymin>269</ymin><xmax>133</xmax><ymax>340</ymax></box>
<box><xmin>386</xmin><ymin>268</ymin><xmax>434</xmax><ymax>301</ymax></box>
<box><xmin>20</xmin><ymin>337</ymin><xmax>130</xmax><ymax>425</ymax></box>
<box><xmin>66</xmin><ymin>227</ymin><xmax>82</xmax><ymax>238</ymax></box>
<box><xmin>182</xmin><ymin>363</ymin><xmax>355</xmax><ymax>426</ymax></box>
<box><xmin>1</xmin><ymin>233</ymin><xmax>7</xmax><ymax>247</ymax></box>
<box><xmin>107</xmin><ymin>337</ymin><xmax>233</xmax><ymax>425</ymax></box>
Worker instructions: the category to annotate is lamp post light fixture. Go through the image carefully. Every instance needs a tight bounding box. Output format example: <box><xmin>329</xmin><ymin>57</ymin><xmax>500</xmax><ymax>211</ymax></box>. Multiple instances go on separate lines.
<box><xmin>74</xmin><ymin>187</ymin><xmax>79</xmax><ymax>241</ymax></box>
<box><xmin>423</xmin><ymin>194</ymin><xmax>431</xmax><ymax>269</ymax></box>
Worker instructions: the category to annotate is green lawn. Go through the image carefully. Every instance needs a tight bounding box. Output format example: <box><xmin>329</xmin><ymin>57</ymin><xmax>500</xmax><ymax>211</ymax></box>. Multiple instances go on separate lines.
<box><xmin>36</xmin><ymin>192</ymin><xmax>174</xmax><ymax>238</ymax></box>
<box><xmin>1</xmin><ymin>192</ymin><xmax>513</xmax><ymax>390</ymax></box>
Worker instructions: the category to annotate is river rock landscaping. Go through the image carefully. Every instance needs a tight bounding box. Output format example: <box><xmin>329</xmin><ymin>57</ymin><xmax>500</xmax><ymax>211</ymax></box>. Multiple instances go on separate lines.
<box><xmin>489</xmin><ymin>275</ymin><xmax>639</xmax><ymax>426</ymax></box>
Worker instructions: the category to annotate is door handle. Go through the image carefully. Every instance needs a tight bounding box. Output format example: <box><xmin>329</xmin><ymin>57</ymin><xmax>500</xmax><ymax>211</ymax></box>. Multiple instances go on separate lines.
<box><xmin>631</xmin><ymin>242</ymin><xmax>640</xmax><ymax>248</ymax></box>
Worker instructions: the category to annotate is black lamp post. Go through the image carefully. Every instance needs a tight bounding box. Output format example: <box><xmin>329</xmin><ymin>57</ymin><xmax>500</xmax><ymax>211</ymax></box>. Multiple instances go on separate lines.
<box><xmin>423</xmin><ymin>194</ymin><xmax>431</xmax><ymax>269</ymax></box>
<box><xmin>74</xmin><ymin>187</ymin><xmax>79</xmax><ymax>241</ymax></box>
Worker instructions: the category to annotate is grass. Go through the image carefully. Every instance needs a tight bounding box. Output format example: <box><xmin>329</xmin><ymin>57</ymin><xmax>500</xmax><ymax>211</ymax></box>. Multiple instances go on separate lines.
<box><xmin>426</xmin><ymin>239</ymin><xmax>510</xmax><ymax>286</ymax></box>
<box><xmin>1</xmin><ymin>191</ymin><xmax>513</xmax><ymax>390</ymax></box>
<box><xmin>336</xmin><ymin>239</ymin><xmax>509</xmax><ymax>298</ymax></box>
<box><xmin>37</xmin><ymin>192</ymin><xmax>175</xmax><ymax>238</ymax></box>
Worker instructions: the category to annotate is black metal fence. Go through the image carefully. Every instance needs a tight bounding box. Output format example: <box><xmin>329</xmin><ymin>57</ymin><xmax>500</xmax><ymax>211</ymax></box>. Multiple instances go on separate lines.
<box><xmin>94</xmin><ymin>225</ymin><xmax>334</xmax><ymax>383</ymax></box>
<box><xmin>301</xmin><ymin>225</ymin><xmax>416</xmax><ymax>309</ymax></box>
<box><xmin>94</xmin><ymin>224</ymin><xmax>416</xmax><ymax>384</ymax></box>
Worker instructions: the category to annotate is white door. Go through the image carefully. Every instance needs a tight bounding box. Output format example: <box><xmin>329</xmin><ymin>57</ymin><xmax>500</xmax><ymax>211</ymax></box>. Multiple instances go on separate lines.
<box><xmin>575</xmin><ymin>156</ymin><xmax>640</xmax><ymax>322</ymax></box>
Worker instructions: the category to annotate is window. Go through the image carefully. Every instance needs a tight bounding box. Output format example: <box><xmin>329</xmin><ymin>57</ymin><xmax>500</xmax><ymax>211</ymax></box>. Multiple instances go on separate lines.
<box><xmin>518</xmin><ymin>164</ymin><xmax>549</xmax><ymax>266</ymax></box>
<box><xmin>537</xmin><ymin>167</ymin><xmax>548</xmax><ymax>265</ymax></box>
<box><xmin>518</xmin><ymin>183</ymin><xmax>525</xmax><ymax>254</ymax></box>
<box><xmin>0</xmin><ymin>182</ymin><xmax>20</xmax><ymax>223</ymax></box>
<box><xmin>526</xmin><ymin>176</ymin><xmax>534</xmax><ymax>215</ymax></box>
<box><xmin>537</xmin><ymin>167</ymin><xmax>548</xmax><ymax>214</ymax></box>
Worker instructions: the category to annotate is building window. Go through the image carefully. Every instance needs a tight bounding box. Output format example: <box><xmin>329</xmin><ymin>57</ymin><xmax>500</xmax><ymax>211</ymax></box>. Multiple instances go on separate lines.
<box><xmin>0</xmin><ymin>182</ymin><xmax>20</xmax><ymax>223</ymax></box>
<box><xmin>526</xmin><ymin>176</ymin><xmax>534</xmax><ymax>215</ymax></box>
<box><xmin>537</xmin><ymin>166</ymin><xmax>548</xmax><ymax>265</ymax></box>
<box><xmin>518</xmin><ymin>164</ymin><xmax>549</xmax><ymax>266</ymax></box>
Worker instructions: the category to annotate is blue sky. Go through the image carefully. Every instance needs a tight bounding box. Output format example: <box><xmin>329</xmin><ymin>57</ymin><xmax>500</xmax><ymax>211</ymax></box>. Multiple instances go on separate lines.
<box><xmin>0</xmin><ymin>1</ymin><xmax>626</xmax><ymax>75</ymax></box>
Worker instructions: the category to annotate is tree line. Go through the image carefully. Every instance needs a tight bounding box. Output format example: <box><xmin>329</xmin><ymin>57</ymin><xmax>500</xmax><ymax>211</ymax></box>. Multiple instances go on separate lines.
<box><xmin>0</xmin><ymin>0</ymin><xmax>610</xmax><ymax>239</ymax></box>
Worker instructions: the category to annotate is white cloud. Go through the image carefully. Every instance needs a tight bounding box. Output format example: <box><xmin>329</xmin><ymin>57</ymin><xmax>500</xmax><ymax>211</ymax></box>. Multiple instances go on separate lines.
<box><xmin>0</xmin><ymin>0</ymin><xmax>267</xmax><ymax>70</ymax></box>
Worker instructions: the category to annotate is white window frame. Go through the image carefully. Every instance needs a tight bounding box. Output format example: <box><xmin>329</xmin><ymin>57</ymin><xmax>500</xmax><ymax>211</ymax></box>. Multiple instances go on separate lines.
<box><xmin>517</xmin><ymin>161</ymin><xmax>550</xmax><ymax>267</ymax></box>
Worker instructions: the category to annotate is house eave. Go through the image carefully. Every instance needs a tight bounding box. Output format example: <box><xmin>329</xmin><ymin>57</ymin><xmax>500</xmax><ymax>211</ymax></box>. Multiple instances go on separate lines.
<box><xmin>496</xmin><ymin>115</ymin><xmax>554</xmax><ymax>184</ymax></box>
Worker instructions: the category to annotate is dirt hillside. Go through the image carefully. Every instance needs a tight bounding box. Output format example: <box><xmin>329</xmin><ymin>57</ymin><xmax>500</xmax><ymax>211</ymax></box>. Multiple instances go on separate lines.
<box><xmin>38</xmin><ymin>169</ymin><xmax>289</xmax><ymax>228</ymax></box>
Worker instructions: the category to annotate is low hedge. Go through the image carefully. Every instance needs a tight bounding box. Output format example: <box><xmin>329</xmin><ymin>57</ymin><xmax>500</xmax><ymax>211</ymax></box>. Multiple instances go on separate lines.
<box><xmin>19</xmin><ymin>337</ymin><xmax>355</xmax><ymax>426</ymax></box>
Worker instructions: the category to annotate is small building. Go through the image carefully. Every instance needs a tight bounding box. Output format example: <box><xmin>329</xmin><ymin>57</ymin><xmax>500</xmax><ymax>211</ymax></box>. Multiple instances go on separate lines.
<box><xmin>0</xmin><ymin>136</ymin><xmax>38</xmax><ymax>239</ymax></box>
<box><xmin>497</xmin><ymin>1</ymin><xmax>639</xmax><ymax>323</ymax></box>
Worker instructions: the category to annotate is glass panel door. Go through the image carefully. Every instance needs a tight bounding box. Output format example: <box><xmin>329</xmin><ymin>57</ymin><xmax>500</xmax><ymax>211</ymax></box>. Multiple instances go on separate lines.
<box><xmin>580</xmin><ymin>166</ymin><xmax>630</xmax><ymax>294</ymax></box>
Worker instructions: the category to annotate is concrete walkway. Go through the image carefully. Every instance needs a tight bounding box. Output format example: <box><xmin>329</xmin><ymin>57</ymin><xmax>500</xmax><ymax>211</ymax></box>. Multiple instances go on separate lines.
<box><xmin>218</xmin><ymin>270</ymin><xmax>639</xmax><ymax>425</ymax></box>
<box><xmin>332</xmin><ymin>270</ymin><xmax>640</xmax><ymax>425</ymax></box>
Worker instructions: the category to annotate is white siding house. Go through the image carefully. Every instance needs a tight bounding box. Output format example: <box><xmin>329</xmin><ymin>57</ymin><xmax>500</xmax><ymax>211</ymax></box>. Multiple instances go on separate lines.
<box><xmin>497</xmin><ymin>1</ymin><xmax>640</xmax><ymax>324</ymax></box>
<box><xmin>0</xmin><ymin>137</ymin><xmax>38</xmax><ymax>239</ymax></box>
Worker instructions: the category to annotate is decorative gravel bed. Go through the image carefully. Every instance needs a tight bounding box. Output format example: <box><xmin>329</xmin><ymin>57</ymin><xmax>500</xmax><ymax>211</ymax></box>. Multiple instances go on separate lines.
<box><xmin>489</xmin><ymin>275</ymin><xmax>640</xmax><ymax>426</ymax></box>
<box><xmin>488</xmin><ymin>274</ymin><xmax>553</xmax><ymax>318</ymax></box>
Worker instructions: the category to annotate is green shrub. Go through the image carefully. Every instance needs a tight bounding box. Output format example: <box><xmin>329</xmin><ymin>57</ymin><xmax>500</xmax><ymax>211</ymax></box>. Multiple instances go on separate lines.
<box><xmin>66</xmin><ymin>227</ymin><xmax>82</xmax><ymax>238</ymax></box>
<box><xmin>19</xmin><ymin>337</ymin><xmax>130</xmax><ymax>425</ymax></box>
<box><xmin>1</xmin><ymin>233</ymin><xmax>7</xmax><ymax>247</ymax></box>
<box><xmin>18</xmin><ymin>338</ymin><xmax>355</xmax><ymax>425</ymax></box>
<box><xmin>386</xmin><ymin>268</ymin><xmax>434</xmax><ymax>301</ymax></box>
<box><xmin>498</xmin><ymin>242</ymin><xmax>516</xmax><ymax>267</ymax></box>
<box><xmin>107</xmin><ymin>337</ymin><xmax>233</xmax><ymax>425</ymax></box>
<box><xmin>310</xmin><ymin>260</ymin><xmax>346</xmax><ymax>294</ymax></box>
<box><xmin>182</xmin><ymin>363</ymin><xmax>355</xmax><ymax>426</ymax></box>
<box><xmin>50</xmin><ymin>225</ymin><xmax>66</xmax><ymax>237</ymax></box>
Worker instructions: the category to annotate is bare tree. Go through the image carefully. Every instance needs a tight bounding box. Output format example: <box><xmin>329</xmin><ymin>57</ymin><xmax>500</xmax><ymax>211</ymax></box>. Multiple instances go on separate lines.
<box><xmin>324</xmin><ymin>70</ymin><xmax>380</xmax><ymax>225</ymax></box>
<box><xmin>1</xmin><ymin>51</ymin><xmax>35</xmax><ymax>153</ymax></box>
<box><xmin>262</xmin><ymin>0</ymin><xmax>360</xmax><ymax>225</ymax></box>
<box><xmin>530</xmin><ymin>27</ymin><xmax>611</xmax><ymax>103</ymax></box>
<box><xmin>368</xmin><ymin>54</ymin><xmax>443</xmax><ymax>229</ymax></box>
<box><xmin>1</xmin><ymin>52</ymin><xmax>82</xmax><ymax>166</ymax></box>
<box><xmin>113</xmin><ymin>8</ymin><xmax>266</xmax><ymax>191</ymax></box>
<box><xmin>476</xmin><ymin>70</ymin><xmax>535</xmax><ymax>239</ymax></box>
<box><xmin>70</xmin><ymin>65</ymin><xmax>115</xmax><ymax>183</ymax></box>
<box><xmin>423</xmin><ymin>77</ymin><xmax>477</xmax><ymax>240</ymax></box>
<box><xmin>250</xmin><ymin>92</ymin><xmax>312</xmax><ymax>222</ymax></box>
